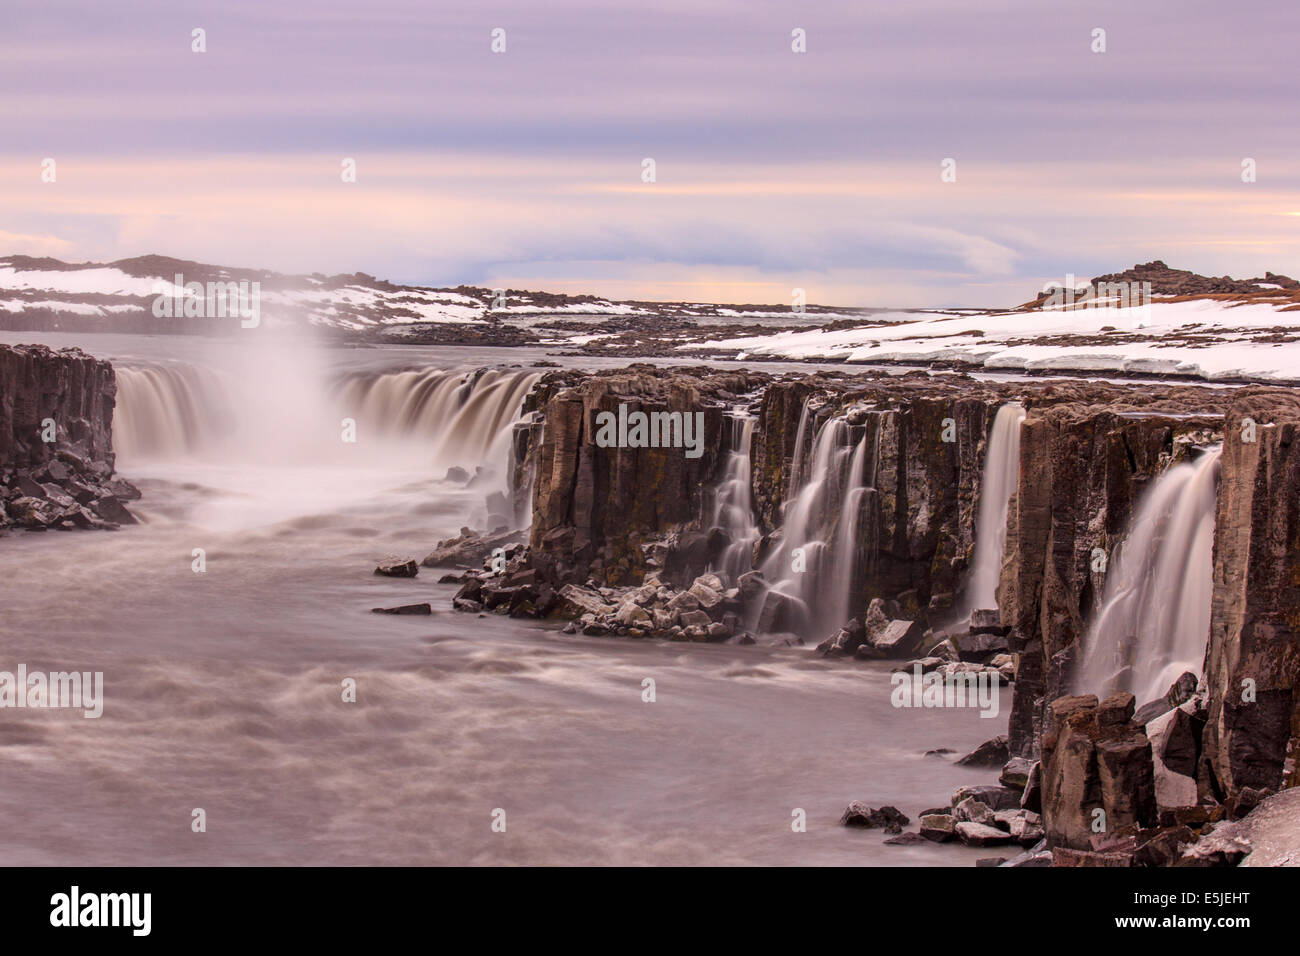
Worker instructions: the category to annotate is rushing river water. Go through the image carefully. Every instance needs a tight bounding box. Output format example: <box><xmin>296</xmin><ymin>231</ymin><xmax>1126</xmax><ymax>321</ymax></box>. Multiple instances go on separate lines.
<box><xmin>0</xmin><ymin>332</ymin><xmax>1006</xmax><ymax>865</ymax></box>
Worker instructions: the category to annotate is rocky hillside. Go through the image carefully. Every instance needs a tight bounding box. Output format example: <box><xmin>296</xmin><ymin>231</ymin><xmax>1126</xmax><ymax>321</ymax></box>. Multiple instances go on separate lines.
<box><xmin>0</xmin><ymin>253</ymin><xmax>856</xmax><ymax>341</ymax></box>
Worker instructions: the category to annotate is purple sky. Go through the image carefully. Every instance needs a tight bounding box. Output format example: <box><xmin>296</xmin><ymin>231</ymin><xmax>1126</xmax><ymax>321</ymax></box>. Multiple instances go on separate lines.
<box><xmin>3</xmin><ymin>0</ymin><xmax>1298</xmax><ymax>306</ymax></box>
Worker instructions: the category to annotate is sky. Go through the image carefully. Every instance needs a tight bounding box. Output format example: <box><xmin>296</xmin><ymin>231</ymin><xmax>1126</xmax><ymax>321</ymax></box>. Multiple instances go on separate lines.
<box><xmin>2</xmin><ymin>0</ymin><xmax>1299</xmax><ymax>308</ymax></box>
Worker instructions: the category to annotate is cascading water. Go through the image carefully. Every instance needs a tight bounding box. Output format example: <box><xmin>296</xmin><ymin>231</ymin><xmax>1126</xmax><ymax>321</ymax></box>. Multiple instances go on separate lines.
<box><xmin>114</xmin><ymin>364</ymin><xmax>235</xmax><ymax>459</ymax></box>
<box><xmin>113</xmin><ymin>356</ymin><xmax>542</xmax><ymax>530</ymax></box>
<box><xmin>709</xmin><ymin>411</ymin><xmax>759</xmax><ymax>580</ymax></box>
<box><xmin>332</xmin><ymin>368</ymin><xmax>542</xmax><ymax>470</ymax></box>
<box><xmin>756</xmin><ymin>406</ymin><xmax>870</xmax><ymax>638</ymax></box>
<box><xmin>1076</xmin><ymin>446</ymin><xmax>1222</xmax><ymax>705</ymax></box>
<box><xmin>964</xmin><ymin>402</ymin><xmax>1026</xmax><ymax>613</ymax></box>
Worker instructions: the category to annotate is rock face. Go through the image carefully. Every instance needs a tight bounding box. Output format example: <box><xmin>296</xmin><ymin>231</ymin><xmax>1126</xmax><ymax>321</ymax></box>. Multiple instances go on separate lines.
<box><xmin>1040</xmin><ymin>694</ymin><xmax>1157</xmax><ymax>850</ymax></box>
<box><xmin>750</xmin><ymin>376</ymin><xmax>1002</xmax><ymax>619</ymax></box>
<box><xmin>999</xmin><ymin>391</ymin><xmax>1227</xmax><ymax>756</ymax></box>
<box><xmin>1202</xmin><ymin>390</ymin><xmax>1300</xmax><ymax>799</ymax></box>
<box><xmin>0</xmin><ymin>344</ymin><xmax>137</xmax><ymax>531</ymax></box>
<box><xmin>525</xmin><ymin>366</ymin><xmax>761</xmax><ymax>587</ymax></box>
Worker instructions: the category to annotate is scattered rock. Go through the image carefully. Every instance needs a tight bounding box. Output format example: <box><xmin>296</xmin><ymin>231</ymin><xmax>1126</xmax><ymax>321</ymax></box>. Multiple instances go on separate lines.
<box><xmin>839</xmin><ymin>802</ymin><xmax>910</xmax><ymax>829</ymax></box>
<box><xmin>956</xmin><ymin>735</ymin><xmax>1009</xmax><ymax>768</ymax></box>
<box><xmin>370</xmin><ymin>603</ymin><xmax>432</xmax><ymax>615</ymax></box>
<box><xmin>955</xmin><ymin>822</ymin><xmax>1013</xmax><ymax>848</ymax></box>
<box><xmin>374</xmin><ymin>557</ymin><xmax>419</xmax><ymax>578</ymax></box>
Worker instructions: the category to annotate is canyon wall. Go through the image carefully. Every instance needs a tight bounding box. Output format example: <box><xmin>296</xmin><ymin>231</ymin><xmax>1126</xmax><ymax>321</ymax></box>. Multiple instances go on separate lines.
<box><xmin>999</xmin><ymin>392</ymin><xmax>1225</xmax><ymax>756</ymax></box>
<box><xmin>525</xmin><ymin>366</ymin><xmax>763</xmax><ymax>586</ymax></box>
<box><xmin>0</xmin><ymin>343</ymin><xmax>137</xmax><ymax>531</ymax></box>
<box><xmin>1202</xmin><ymin>389</ymin><xmax>1300</xmax><ymax>798</ymax></box>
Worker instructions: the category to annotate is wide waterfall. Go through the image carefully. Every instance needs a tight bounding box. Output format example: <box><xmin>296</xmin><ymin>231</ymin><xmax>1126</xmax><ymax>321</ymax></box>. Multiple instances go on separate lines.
<box><xmin>1077</xmin><ymin>446</ymin><xmax>1222</xmax><ymax>705</ymax></box>
<box><xmin>709</xmin><ymin>411</ymin><xmax>759</xmax><ymax>580</ymax></box>
<box><xmin>331</xmin><ymin>367</ymin><xmax>541</xmax><ymax>471</ymax></box>
<box><xmin>114</xmin><ymin>364</ymin><xmax>235</xmax><ymax>459</ymax></box>
<box><xmin>964</xmin><ymin>402</ymin><xmax>1026</xmax><ymax>613</ymax></box>
<box><xmin>113</xmin><ymin>357</ymin><xmax>542</xmax><ymax>529</ymax></box>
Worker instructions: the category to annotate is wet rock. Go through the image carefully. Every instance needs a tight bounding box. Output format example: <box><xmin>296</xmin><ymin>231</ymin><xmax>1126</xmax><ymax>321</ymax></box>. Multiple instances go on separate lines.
<box><xmin>956</xmin><ymin>735</ymin><xmax>1009</xmax><ymax>768</ymax></box>
<box><xmin>1133</xmin><ymin>826</ymin><xmax>1196</xmax><ymax>867</ymax></box>
<box><xmin>1133</xmin><ymin>671</ymin><xmax>1199</xmax><ymax>726</ymax></box>
<box><xmin>555</xmin><ymin>584</ymin><xmax>615</xmax><ymax>619</ymax></box>
<box><xmin>374</xmin><ymin>557</ymin><xmax>419</xmax><ymax>578</ymax></box>
<box><xmin>920</xmin><ymin>814</ymin><xmax>956</xmax><ymax>842</ymax></box>
<box><xmin>871</xmin><ymin>619</ymin><xmax>925</xmax><ymax>657</ymax></box>
<box><xmin>1040</xmin><ymin>694</ymin><xmax>1157</xmax><ymax>850</ymax></box>
<box><xmin>1021</xmin><ymin>761</ymin><xmax>1043</xmax><ymax>812</ymax></box>
<box><xmin>953</xmin><ymin>798</ymin><xmax>996</xmax><ymax>826</ymax></box>
<box><xmin>969</xmin><ymin>608</ymin><xmax>1007</xmax><ymax>635</ymax></box>
<box><xmin>422</xmin><ymin>528</ymin><xmax>522</xmax><ymax>569</ymax></box>
<box><xmin>951</xmin><ymin>785</ymin><xmax>1022</xmax><ymax>811</ymax></box>
<box><xmin>755</xmin><ymin>590</ymin><xmax>800</xmax><ymax>633</ymax></box>
<box><xmin>1000</xmin><ymin>757</ymin><xmax>1034</xmax><ymax>791</ymax></box>
<box><xmin>883</xmin><ymin>831</ymin><xmax>929</xmax><ymax>846</ymax></box>
<box><xmin>371</xmin><ymin>603</ymin><xmax>432</xmax><ymax>615</ymax></box>
<box><xmin>1051</xmin><ymin>847</ymin><xmax>1134</xmax><ymax>867</ymax></box>
<box><xmin>1002</xmin><ymin>844</ymin><xmax>1053</xmax><ymax>867</ymax></box>
<box><xmin>839</xmin><ymin>802</ymin><xmax>910</xmax><ymax>829</ymax></box>
<box><xmin>955</xmin><ymin>822</ymin><xmax>1013</xmax><ymax>848</ymax></box>
<box><xmin>1179</xmin><ymin>788</ymin><xmax>1300</xmax><ymax>866</ymax></box>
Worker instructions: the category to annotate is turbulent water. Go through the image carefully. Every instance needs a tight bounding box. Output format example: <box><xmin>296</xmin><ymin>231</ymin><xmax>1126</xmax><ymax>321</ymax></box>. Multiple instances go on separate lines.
<box><xmin>0</xmin><ymin>333</ymin><xmax>1004</xmax><ymax>866</ymax></box>
<box><xmin>1077</xmin><ymin>447</ymin><xmax>1222</xmax><ymax>705</ymax></box>
<box><xmin>965</xmin><ymin>403</ymin><xmax>1026</xmax><ymax>613</ymax></box>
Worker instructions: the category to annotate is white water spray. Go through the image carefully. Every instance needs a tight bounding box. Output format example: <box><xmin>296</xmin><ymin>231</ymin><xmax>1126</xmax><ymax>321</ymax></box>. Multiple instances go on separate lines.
<box><xmin>1077</xmin><ymin>446</ymin><xmax>1221</xmax><ymax>705</ymax></box>
<box><xmin>709</xmin><ymin>412</ymin><xmax>759</xmax><ymax>580</ymax></box>
<box><xmin>965</xmin><ymin>402</ymin><xmax>1026</xmax><ymax>612</ymax></box>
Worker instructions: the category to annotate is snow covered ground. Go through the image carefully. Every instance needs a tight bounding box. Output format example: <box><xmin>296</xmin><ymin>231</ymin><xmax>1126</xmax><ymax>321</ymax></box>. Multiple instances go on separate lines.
<box><xmin>689</xmin><ymin>298</ymin><xmax>1300</xmax><ymax>383</ymax></box>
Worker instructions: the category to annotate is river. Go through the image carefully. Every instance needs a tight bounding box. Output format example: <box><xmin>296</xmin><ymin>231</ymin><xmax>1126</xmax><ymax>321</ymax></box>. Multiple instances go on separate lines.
<box><xmin>0</xmin><ymin>331</ymin><xmax>1006</xmax><ymax>865</ymax></box>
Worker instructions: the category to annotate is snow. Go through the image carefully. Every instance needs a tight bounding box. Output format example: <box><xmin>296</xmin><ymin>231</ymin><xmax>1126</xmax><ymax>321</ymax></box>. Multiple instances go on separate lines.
<box><xmin>689</xmin><ymin>299</ymin><xmax>1300</xmax><ymax>383</ymax></box>
<box><xmin>0</xmin><ymin>267</ymin><xmax>179</xmax><ymax>298</ymax></box>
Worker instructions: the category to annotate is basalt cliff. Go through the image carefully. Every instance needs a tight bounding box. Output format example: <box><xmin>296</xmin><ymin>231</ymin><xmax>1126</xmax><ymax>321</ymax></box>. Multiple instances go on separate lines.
<box><xmin>444</xmin><ymin>363</ymin><xmax>1300</xmax><ymax>866</ymax></box>
<box><xmin>0</xmin><ymin>343</ymin><xmax>138</xmax><ymax>532</ymax></box>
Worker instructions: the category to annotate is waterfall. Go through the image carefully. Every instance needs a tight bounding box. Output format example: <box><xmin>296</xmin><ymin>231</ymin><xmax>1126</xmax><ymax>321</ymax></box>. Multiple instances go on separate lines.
<box><xmin>114</xmin><ymin>364</ymin><xmax>234</xmax><ymax>459</ymax></box>
<box><xmin>756</xmin><ymin>405</ymin><xmax>870</xmax><ymax>638</ymax></box>
<box><xmin>965</xmin><ymin>402</ymin><xmax>1026</xmax><ymax>612</ymax></box>
<box><xmin>709</xmin><ymin>411</ymin><xmax>760</xmax><ymax>580</ymax></box>
<box><xmin>115</xmin><ymin>361</ymin><xmax>540</xmax><ymax>482</ymax></box>
<box><xmin>332</xmin><ymin>368</ymin><xmax>541</xmax><ymax>469</ymax></box>
<box><xmin>1077</xmin><ymin>446</ymin><xmax>1222</xmax><ymax>705</ymax></box>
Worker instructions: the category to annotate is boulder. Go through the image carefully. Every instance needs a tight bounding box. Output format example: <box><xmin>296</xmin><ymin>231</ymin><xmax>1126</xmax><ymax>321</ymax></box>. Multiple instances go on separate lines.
<box><xmin>371</xmin><ymin>603</ymin><xmax>433</xmax><ymax>615</ymax></box>
<box><xmin>871</xmin><ymin>619</ymin><xmax>925</xmax><ymax>657</ymax></box>
<box><xmin>374</xmin><ymin>557</ymin><xmax>419</xmax><ymax>578</ymax></box>
<box><xmin>956</xmin><ymin>735</ymin><xmax>1010</xmax><ymax>768</ymax></box>
<box><xmin>955</xmin><ymin>822</ymin><xmax>1013</xmax><ymax>848</ymax></box>
<box><xmin>920</xmin><ymin>813</ymin><xmax>956</xmax><ymax>842</ymax></box>
<box><xmin>999</xmin><ymin>757</ymin><xmax>1034</xmax><ymax>791</ymax></box>
<box><xmin>1040</xmin><ymin>694</ymin><xmax>1157</xmax><ymax>850</ymax></box>
<box><xmin>839</xmin><ymin>802</ymin><xmax>910</xmax><ymax>829</ymax></box>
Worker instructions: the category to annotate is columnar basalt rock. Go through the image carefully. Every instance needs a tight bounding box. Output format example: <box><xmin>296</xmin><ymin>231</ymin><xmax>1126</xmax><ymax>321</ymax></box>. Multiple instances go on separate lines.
<box><xmin>999</xmin><ymin>391</ymin><xmax>1228</xmax><ymax>757</ymax></box>
<box><xmin>1040</xmin><ymin>693</ymin><xmax>1158</xmax><ymax>850</ymax></box>
<box><xmin>526</xmin><ymin>366</ymin><xmax>763</xmax><ymax>586</ymax></box>
<box><xmin>1202</xmin><ymin>389</ymin><xmax>1300</xmax><ymax>800</ymax></box>
<box><xmin>0</xmin><ymin>344</ymin><xmax>137</xmax><ymax>531</ymax></box>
